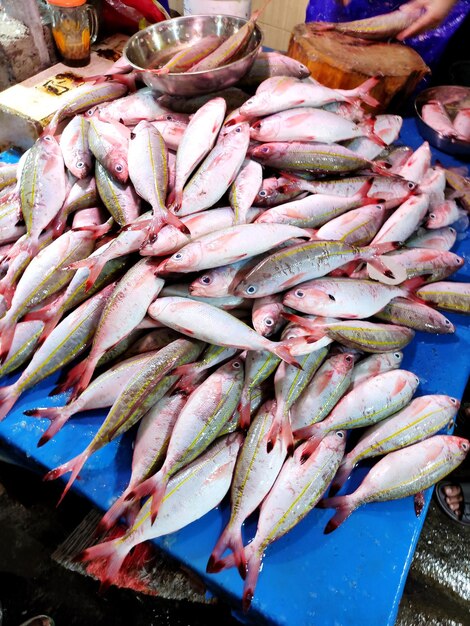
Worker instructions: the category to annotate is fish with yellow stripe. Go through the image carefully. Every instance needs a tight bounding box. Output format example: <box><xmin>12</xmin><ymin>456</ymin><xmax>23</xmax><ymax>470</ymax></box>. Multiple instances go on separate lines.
<box><xmin>77</xmin><ymin>433</ymin><xmax>244</xmax><ymax>591</ymax></box>
<box><xmin>293</xmin><ymin>369</ymin><xmax>419</xmax><ymax>448</ymax></box>
<box><xmin>320</xmin><ymin>435</ymin><xmax>469</xmax><ymax>534</ymax></box>
<box><xmin>330</xmin><ymin>394</ymin><xmax>461</xmax><ymax>495</ymax></box>
<box><xmin>124</xmin><ymin>355</ymin><xmax>245</xmax><ymax>523</ymax></box>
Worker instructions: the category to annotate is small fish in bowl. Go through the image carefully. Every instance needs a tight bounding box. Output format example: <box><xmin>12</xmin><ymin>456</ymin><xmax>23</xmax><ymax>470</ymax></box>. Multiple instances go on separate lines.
<box><xmin>415</xmin><ymin>85</ymin><xmax>470</xmax><ymax>157</ymax></box>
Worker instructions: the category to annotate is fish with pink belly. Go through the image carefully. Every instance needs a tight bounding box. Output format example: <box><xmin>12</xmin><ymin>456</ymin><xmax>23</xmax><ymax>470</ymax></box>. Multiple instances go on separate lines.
<box><xmin>320</xmin><ymin>435</ymin><xmax>469</xmax><ymax>533</ymax></box>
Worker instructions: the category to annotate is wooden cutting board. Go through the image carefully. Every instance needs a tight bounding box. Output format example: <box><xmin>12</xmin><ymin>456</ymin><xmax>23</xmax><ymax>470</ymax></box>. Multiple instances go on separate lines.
<box><xmin>287</xmin><ymin>22</ymin><xmax>430</xmax><ymax>113</ymax></box>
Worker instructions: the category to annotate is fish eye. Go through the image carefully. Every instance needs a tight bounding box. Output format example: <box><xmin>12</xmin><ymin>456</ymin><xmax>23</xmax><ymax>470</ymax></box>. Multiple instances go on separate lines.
<box><xmin>173</xmin><ymin>252</ymin><xmax>183</xmax><ymax>260</ymax></box>
<box><xmin>462</xmin><ymin>442</ymin><xmax>469</xmax><ymax>451</ymax></box>
<box><xmin>235</xmin><ymin>126</ymin><xmax>242</xmax><ymax>133</ymax></box>
<box><xmin>201</xmin><ymin>275</ymin><xmax>211</xmax><ymax>284</ymax></box>
<box><xmin>456</xmin><ymin>258</ymin><xmax>463</xmax><ymax>264</ymax></box>
<box><xmin>345</xmin><ymin>355</ymin><xmax>353</xmax><ymax>362</ymax></box>
<box><xmin>264</xmin><ymin>317</ymin><xmax>274</xmax><ymax>326</ymax></box>
<box><xmin>414</xmin><ymin>376</ymin><xmax>419</xmax><ymax>383</ymax></box>
<box><xmin>76</xmin><ymin>161</ymin><xmax>85</xmax><ymax>169</ymax></box>
<box><xmin>44</xmin><ymin>135</ymin><xmax>53</xmax><ymax>142</ymax></box>
<box><xmin>295</xmin><ymin>289</ymin><xmax>305</xmax><ymax>298</ymax></box>
<box><xmin>407</xmin><ymin>181</ymin><xmax>415</xmax><ymax>189</ymax></box>
<box><xmin>336</xmin><ymin>431</ymin><xmax>344</xmax><ymax>438</ymax></box>
<box><xmin>261</xmin><ymin>146</ymin><xmax>270</xmax><ymax>153</ymax></box>
<box><xmin>115</xmin><ymin>164</ymin><xmax>124</xmax><ymax>173</ymax></box>
<box><xmin>449</xmin><ymin>227</ymin><xmax>456</xmax><ymax>233</ymax></box>
<box><xmin>451</xmin><ymin>397</ymin><xmax>458</xmax><ymax>404</ymax></box>
<box><xmin>246</xmin><ymin>285</ymin><xmax>257</xmax><ymax>295</ymax></box>
<box><xmin>429</xmin><ymin>213</ymin><xmax>436</xmax><ymax>219</ymax></box>
<box><xmin>445</xmin><ymin>319</ymin><xmax>451</xmax><ymax>325</ymax></box>
<box><xmin>394</xmin><ymin>353</ymin><xmax>401</xmax><ymax>359</ymax></box>
<box><xmin>328</xmin><ymin>294</ymin><xmax>336</xmax><ymax>301</ymax></box>
<box><xmin>258</xmin><ymin>189</ymin><xmax>268</xmax><ymax>197</ymax></box>
<box><xmin>166</xmin><ymin>115</ymin><xmax>173</xmax><ymax>121</ymax></box>
<box><xmin>232</xmin><ymin>361</ymin><xmax>241</xmax><ymax>369</ymax></box>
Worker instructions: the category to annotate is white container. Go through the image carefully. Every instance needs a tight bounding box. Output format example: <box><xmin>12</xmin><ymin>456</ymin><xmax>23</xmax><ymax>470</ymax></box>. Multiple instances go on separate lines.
<box><xmin>183</xmin><ymin>0</ymin><xmax>251</xmax><ymax>19</ymax></box>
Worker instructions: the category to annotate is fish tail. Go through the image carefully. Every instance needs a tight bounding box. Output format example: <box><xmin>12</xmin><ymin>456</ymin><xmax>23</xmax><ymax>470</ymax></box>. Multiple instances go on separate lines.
<box><xmin>23</xmin><ymin>405</ymin><xmax>72</xmax><ymax>445</ymax></box>
<box><xmin>43</xmin><ymin>448</ymin><xmax>90</xmax><ymax>506</ymax></box>
<box><xmin>273</xmin><ymin>341</ymin><xmax>304</xmax><ymax>369</ymax></box>
<box><xmin>77</xmin><ymin>537</ymin><xmax>131</xmax><ymax>590</ymax></box>
<box><xmin>124</xmin><ymin>474</ymin><xmax>158</xmax><ymax>504</ymax></box>
<box><xmin>68</xmin><ymin>354</ymin><xmax>100</xmax><ymax>401</ymax></box>
<box><xmin>207</xmin><ymin>550</ymin><xmax>238</xmax><ymax>574</ymax></box>
<box><xmin>170</xmin><ymin>362</ymin><xmax>195</xmax><ymax>378</ymax></box>
<box><xmin>319</xmin><ymin>495</ymin><xmax>356</xmax><ymax>534</ymax></box>
<box><xmin>207</xmin><ymin>523</ymin><xmax>246</xmax><ymax>576</ymax></box>
<box><xmin>329</xmin><ymin>459</ymin><xmax>355</xmax><ymax>496</ymax></box>
<box><xmin>293</xmin><ymin>422</ymin><xmax>323</xmax><ymax>446</ymax></box>
<box><xmin>237</xmin><ymin>386</ymin><xmax>252</xmax><ymax>430</ymax></box>
<box><xmin>242</xmin><ymin>549</ymin><xmax>262</xmax><ymax>613</ymax></box>
<box><xmin>96</xmin><ymin>492</ymin><xmax>131</xmax><ymax>534</ymax></box>
<box><xmin>150</xmin><ymin>478</ymin><xmax>168</xmax><ymax>524</ymax></box>
<box><xmin>348</xmin><ymin>76</ymin><xmax>380</xmax><ymax>108</ymax></box>
<box><xmin>401</xmin><ymin>277</ymin><xmax>428</xmax><ymax>304</ymax></box>
<box><xmin>360</xmin><ymin>116</ymin><xmax>387</xmax><ymax>147</ymax></box>
<box><xmin>163</xmin><ymin>210</ymin><xmax>191</xmax><ymax>236</ymax></box>
<box><xmin>50</xmin><ymin>359</ymin><xmax>87</xmax><ymax>397</ymax></box>
<box><xmin>0</xmin><ymin>383</ymin><xmax>20</xmax><ymax>422</ymax></box>
<box><xmin>0</xmin><ymin>323</ymin><xmax>16</xmax><ymax>362</ymax></box>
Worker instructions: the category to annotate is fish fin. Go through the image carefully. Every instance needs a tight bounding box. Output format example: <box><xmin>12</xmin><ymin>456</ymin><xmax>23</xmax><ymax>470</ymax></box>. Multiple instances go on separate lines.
<box><xmin>124</xmin><ymin>476</ymin><xmax>154</xmax><ymax>503</ymax></box>
<box><xmin>242</xmin><ymin>549</ymin><xmax>262</xmax><ymax>613</ymax></box>
<box><xmin>267</xmin><ymin>407</ymin><xmax>293</xmax><ymax>454</ymax></box>
<box><xmin>370</xmin><ymin>160</ymin><xmax>396</xmax><ymax>177</ymax></box>
<box><xmin>329</xmin><ymin>459</ymin><xmax>355</xmax><ymax>496</ymax></box>
<box><xmin>78</xmin><ymin>537</ymin><xmax>130</xmax><ymax>588</ymax></box>
<box><xmin>0</xmin><ymin>323</ymin><xmax>16</xmax><ymax>362</ymax></box>
<box><xmin>273</xmin><ymin>342</ymin><xmax>302</xmax><ymax>369</ymax></box>
<box><xmin>293</xmin><ymin>420</ymin><xmax>320</xmax><ymax>441</ymax></box>
<box><xmin>281</xmin><ymin>311</ymin><xmax>309</xmax><ymax>326</ymax></box>
<box><xmin>237</xmin><ymin>386</ymin><xmax>252</xmax><ymax>430</ymax></box>
<box><xmin>207</xmin><ymin>523</ymin><xmax>246</xmax><ymax>575</ymax></box>
<box><xmin>96</xmin><ymin>492</ymin><xmax>130</xmax><ymax>534</ymax></box>
<box><xmin>43</xmin><ymin>448</ymin><xmax>90</xmax><ymax>506</ymax></box>
<box><xmin>83</xmin><ymin>258</ymin><xmax>108</xmax><ymax>292</ymax></box>
<box><xmin>149</xmin><ymin>479</ymin><xmax>168</xmax><ymax>524</ymax></box>
<box><xmin>163</xmin><ymin>210</ymin><xmax>191</xmax><ymax>236</ymax></box>
<box><xmin>401</xmin><ymin>276</ymin><xmax>429</xmax><ymax>303</ymax></box>
<box><xmin>0</xmin><ymin>383</ymin><xmax>19</xmax><ymax>422</ymax></box>
<box><xmin>50</xmin><ymin>360</ymin><xmax>84</xmax><ymax>396</ymax></box>
<box><xmin>414</xmin><ymin>491</ymin><xmax>425</xmax><ymax>517</ymax></box>
<box><xmin>23</xmin><ymin>406</ymin><xmax>71</xmax><ymax>446</ymax></box>
<box><xmin>297</xmin><ymin>430</ymin><xmax>324</xmax><ymax>459</ymax></box>
<box><xmin>69</xmin><ymin>354</ymin><xmax>101</xmax><ymax>401</ymax></box>
<box><xmin>360</xmin><ymin>117</ymin><xmax>387</xmax><ymax>147</ymax></box>
<box><xmin>170</xmin><ymin>362</ymin><xmax>196</xmax><ymax>378</ymax></box>
<box><xmin>207</xmin><ymin>550</ymin><xmax>238</xmax><ymax>574</ymax></box>
<box><xmin>349</xmin><ymin>76</ymin><xmax>380</xmax><ymax>108</ymax></box>
<box><xmin>320</xmin><ymin>495</ymin><xmax>355</xmax><ymax>534</ymax></box>
<box><xmin>367</xmin><ymin>256</ymin><xmax>408</xmax><ymax>285</ymax></box>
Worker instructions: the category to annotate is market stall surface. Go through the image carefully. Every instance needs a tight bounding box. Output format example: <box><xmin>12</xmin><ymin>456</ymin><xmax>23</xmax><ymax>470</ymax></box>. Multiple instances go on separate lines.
<box><xmin>0</xmin><ymin>118</ymin><xmax>469</xmax><ymax>626</ymax></box>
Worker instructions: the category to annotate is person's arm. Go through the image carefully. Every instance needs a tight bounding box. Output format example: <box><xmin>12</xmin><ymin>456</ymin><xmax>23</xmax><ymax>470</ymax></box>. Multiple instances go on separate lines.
<box><xmin>396</xmin><ymin>0</ymin><xmax>459</xmax><ymax>39</ymax></box>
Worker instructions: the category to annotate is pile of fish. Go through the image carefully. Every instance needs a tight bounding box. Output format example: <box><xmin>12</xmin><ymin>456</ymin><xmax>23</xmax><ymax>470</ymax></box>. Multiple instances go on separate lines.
<box><xmin>1</xmin><ymin>48</ymin><xmax>470</xmax><ymax>612</ymax></box>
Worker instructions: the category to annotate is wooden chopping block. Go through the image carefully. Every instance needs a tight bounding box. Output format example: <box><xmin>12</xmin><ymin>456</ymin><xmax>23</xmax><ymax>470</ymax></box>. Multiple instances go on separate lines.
<box><xmin>287</xmin><ymin>22</ymin><xmax>430</xmax><ymax>113</ymax></box>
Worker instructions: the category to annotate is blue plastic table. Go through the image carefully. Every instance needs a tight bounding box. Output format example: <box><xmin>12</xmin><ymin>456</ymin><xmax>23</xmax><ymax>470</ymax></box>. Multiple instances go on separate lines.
<box><xmin>0</xmin><ymin>118</ymin><xmax>469</xmax><ymax>626</ymax></box>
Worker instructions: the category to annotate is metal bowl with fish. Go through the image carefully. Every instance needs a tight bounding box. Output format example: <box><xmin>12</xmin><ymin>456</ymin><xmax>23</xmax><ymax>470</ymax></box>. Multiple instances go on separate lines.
<box><xmin>415</xmin><ymin>85</ymin><xmax>470</xmax><ymax>157</ymax></box>
<box><xmin>123</xmin><ymin>14</ymin><xmax>263</xmax><ymax>97</ymax></box>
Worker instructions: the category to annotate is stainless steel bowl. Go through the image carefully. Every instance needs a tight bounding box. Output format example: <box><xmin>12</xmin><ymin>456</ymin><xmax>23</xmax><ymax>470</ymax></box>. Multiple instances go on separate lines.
<box><xmin>414</xmin><ymin>85</ymin><xmax>470</xmax><ymax>157</ymax></box>
<box><xmin>123</xmin><ymin>14</ymin><xmax>263</xmax><ymax>97</ymax></box>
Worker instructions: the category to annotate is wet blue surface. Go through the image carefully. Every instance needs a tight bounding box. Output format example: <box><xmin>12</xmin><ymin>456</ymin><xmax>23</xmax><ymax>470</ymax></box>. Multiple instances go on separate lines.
<box><xmin>0</xmin><ymin>118</ymin><xmax>469</xmax><ymax>626</ymax></box>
